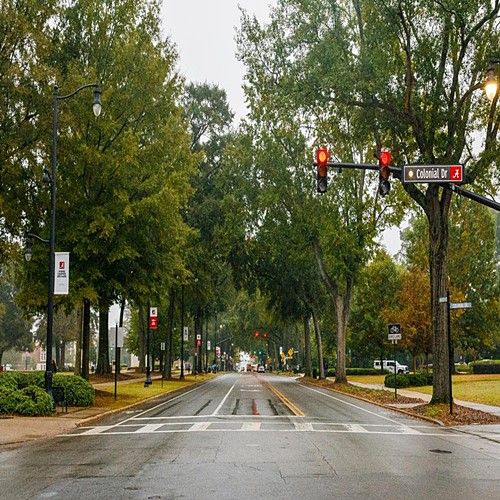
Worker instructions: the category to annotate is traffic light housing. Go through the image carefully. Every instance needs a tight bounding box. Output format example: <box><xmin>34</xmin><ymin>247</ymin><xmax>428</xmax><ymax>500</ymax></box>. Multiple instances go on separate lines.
<box><xmin>316</xmin><ymin>147</ymin><xmax>329</xmax><ymax>193</ymax></box>
<box><xmin>378</xmin><ymin>149</ymin><xmax>391</xmax><ymax>197</ymax></box>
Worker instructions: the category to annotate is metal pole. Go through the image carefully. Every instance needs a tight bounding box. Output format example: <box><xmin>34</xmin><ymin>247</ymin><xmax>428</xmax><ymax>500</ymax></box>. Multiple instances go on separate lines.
<box><xmin>447</xmin><ymin>290</ymin><xmax>453</xmax><ymax>414</ymax></box>
<box><xmin>114</xmin><ymin>324</ymin><xmax>118</xmax><ymax>400</ymax></box>
<box><xmin>393</xmin><ymin>340</ymin><xmax>397</xmax><ymax>401</ymax></box>
<box><xmin>45</xmin><ymin>86</ymin><xmax>59</xmax><ymax>402</ymax></box>
<box><xmin>180</xmin><ymin>285</ymin><xmax>185</xmax><ymax>380</ymax></box>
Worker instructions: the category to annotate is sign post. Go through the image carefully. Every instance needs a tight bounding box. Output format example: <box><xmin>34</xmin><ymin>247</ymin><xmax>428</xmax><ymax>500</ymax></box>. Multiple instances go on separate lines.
<box><xmin>387</xmin><ymin>324</ymin><xmax>402</xmax><ymax>400</ymax></box>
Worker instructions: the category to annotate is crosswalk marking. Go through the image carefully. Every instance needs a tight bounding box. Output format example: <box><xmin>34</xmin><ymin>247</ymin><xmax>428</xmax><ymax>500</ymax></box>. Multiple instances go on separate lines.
<box><xmin>135</xmin><ymin>424</ymin><xmax>164</xmax><ymax>433</ymax></box>
<box><xmin>189</xmin><ymin>422</ymin><xmax>210</xmax><ymax>431</ymax></box>
<box><xmin>61</xmin><ymin>419</ymin><xmax>460</xmax><ymax>439</ymax></box>
<box><xmin>293</xmin><ymin>422</ymin><xmax>314</xmax><ymax>431</ymax></box>
<box><xmin>241</xmin><ymin>422</ymin><xmax>261</xmax><ymax>431</ymax></box>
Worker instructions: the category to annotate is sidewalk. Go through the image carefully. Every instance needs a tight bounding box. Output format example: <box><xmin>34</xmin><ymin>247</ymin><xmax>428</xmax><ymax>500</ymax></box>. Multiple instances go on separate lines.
<box><xmin>347</xmin><ymin>380</ymin><xmax>500</xmax><ymax>417</ymax></box>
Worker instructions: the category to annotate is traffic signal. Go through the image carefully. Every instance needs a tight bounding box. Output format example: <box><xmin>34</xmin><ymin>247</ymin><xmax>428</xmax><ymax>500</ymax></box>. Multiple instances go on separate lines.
<box><xmin>253</xmin><ymin>330</ymin><xmax>259</xmax><ymax>338</ymax></box>
<box><xmin>378</xmin><ymin>149</ymin><xmax>391</xmax><ymax>197</ymax></box>
<box><xmin>316</xmin><ymin>147</ymin><xmax>329</xmax><ymax>193</ymax></box>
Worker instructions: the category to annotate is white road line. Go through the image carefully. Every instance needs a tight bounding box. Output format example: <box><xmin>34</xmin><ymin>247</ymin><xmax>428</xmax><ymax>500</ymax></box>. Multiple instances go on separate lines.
<box><xmin>189</xmin><ymin>422</ymin><xmax>211</xmax><ymax>431</ymax></box>
<box><xmin>398</xmin><ymin>425</ymin><xmax>421</xmax><ymax>435</ymax></box>
<box><xmin>344</xmin><ymin>424</ymin><xmax>369</xmax><ymax>433</ymax></box>
<box><xmin>80</xmin><ymin>426</ymin><xmax>115</xmax><ymax>435</ymax></box>
<box><xmin>212</xmin><ymin>382</ymin><xmax>236</xmax><ymax>416</ymax></box>
<box><xmin>130</xmin><ymin>415</ymin><xmax>305</xmax><ymax>420</ymax></box>
<box><xmin>241</xmin><ymin>389</ymin><xmax>261</xmax><ymax>392</ymax></box>
<box><xmin>107</xmin><ymin>384</ymin><xmax>207</xmax><ymax>429</ymax></box>
<box><xmin>293</xmin><ymin>422</ymin><xmax>314</xmax><ymax>431</ymax></box>
<box><xmin>241</xmin><ymin>422</ymin><xmax>261</xmax><ymax>431</ymax></box>
<box><xmin>300</xmin><ymin>385</ymin><xmax>408</xmax><ymax>424</ymax></box>
<box><xmin>135</xmin><ymin>424</ymin><xmax>164</xmax><ymax>433</ymax></box>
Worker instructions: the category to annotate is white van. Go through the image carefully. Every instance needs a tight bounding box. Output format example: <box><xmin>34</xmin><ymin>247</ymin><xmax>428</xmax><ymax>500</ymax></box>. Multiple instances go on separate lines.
<box><xmin>373</xmin><ymin>359</ymin><xmax>409</xmax><ymax>374</ymax></box>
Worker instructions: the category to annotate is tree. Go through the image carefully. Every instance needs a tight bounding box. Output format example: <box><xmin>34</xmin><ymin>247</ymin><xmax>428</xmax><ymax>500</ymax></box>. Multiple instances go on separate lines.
<box><xmin>239</xmin><ymin>0</ymin><xmax>499</xmax><ymax>401</ymax></box>
<box><xmin>0</xmin><ymin>261</ymin><xmax>32</xmax><ymax>366</ymax></box>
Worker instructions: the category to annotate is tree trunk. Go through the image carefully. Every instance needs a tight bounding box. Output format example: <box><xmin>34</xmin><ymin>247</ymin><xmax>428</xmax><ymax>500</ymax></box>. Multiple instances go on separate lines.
<box><xmin>303</xmin><ymin>315</ymin><xmax>312</xmax><ymax>377</ymax></box>
<box><xmin>427</xmin><ymin>191</ymin><xmax>451</xmax><ymax>403</ymax></box>
<box><xmin>96</xmin><ymin>299</ymin><xmax>111</xmax><ymax>375</ymax></box>
<box><xmin>311</xmin><ymin>307</ymin><xmax>324</xmax><ymax>379</ymax></box>
<box><xmin>164</xmin><ymin>288</ymin><xmax>175</xmax><ymax>379</ymax></box>
<box><xmin>81</xmin><ymin>299</ymin><xmax>91</xmax><ymax>380</ymax></box>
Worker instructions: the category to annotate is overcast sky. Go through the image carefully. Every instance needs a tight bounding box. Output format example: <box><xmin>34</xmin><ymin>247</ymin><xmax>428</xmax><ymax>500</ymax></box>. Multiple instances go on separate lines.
<box><xmin>160</xmin><ymin>1</ymin><xmax>402</xmax><ymax>256</ymax></box>
<box><xmin>161</xmin><ymin>0</ymin><xmax>275</xmax><ymax>122</ymax></box>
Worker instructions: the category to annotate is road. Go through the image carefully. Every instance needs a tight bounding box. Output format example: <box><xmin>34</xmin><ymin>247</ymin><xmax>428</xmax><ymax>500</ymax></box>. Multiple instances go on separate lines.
<box><xmin>0</xmin><ymin>373</ymin><xmax>499</xmax><ymax>499</ymax></box>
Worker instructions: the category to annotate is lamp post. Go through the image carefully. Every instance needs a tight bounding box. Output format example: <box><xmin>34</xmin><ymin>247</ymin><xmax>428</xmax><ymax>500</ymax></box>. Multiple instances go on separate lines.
<box><xmin>180</xmin><ymin>284</ymin><xmax>185</xmax><ymax>380</ymax></box>
<box><xmin>42</xmin><ymin>83</ymin><xmax>102</xmax><ymax>399</ymax></box>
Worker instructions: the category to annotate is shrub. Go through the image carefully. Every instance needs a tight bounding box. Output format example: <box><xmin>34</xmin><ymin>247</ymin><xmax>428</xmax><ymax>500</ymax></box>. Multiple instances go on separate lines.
<box><xmin>0</xmin><ymin>385</ymin><xmax>19</xmax><ymax>413</ymax></box>
<box><xmin>347</xmin><ymin>368</ymin><xmax>390</xmax><ymax>375</ymax></box>
<box><xmin>15</xmin><ymin>371</ymin><xmax>45</xmax><ymax>389</ymax></box>
<box><xmin>0</xmin><ymin>373</ymin><xmax>19</xmax><ymax>390</ymax></box>
<box><xmin>384</xmin><ymin>372</ymin><xmax>433</xmax><ymax>388</ymax></box>
<box><xmin>385</xmin><ymin>374</ymin><xmax>410</xmax><ymax>388</ymax></box>
<box><xmin>53</xmin><ymin>374</ymin><xmax>95</xmax><ymax>406</ymax></box>
<box><xmin>471</xmin><ymin>363</ymin><xmax>500</xmax><ymax>374</ymax></box>
<box><xmin>15</xmin><ymin>386</ymin><xmax>53</xmax><ymax>416</ymax></box>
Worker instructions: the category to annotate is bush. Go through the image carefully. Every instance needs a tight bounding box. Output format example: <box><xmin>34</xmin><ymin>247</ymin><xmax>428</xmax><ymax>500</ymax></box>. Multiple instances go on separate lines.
<box><xmin>347</xmin><ymin>368</ymin><xmax>390</xmax><ymax>375</ymax></box>
<box><xmin>0</xmin><ymin>372</ymin><xmax>19</xmax><ymax>390</ymax></box>
<box><xmin>53</xmin><ymin>374</ymin><xmax>95</xmax><ymax>406</ymax></box>
<box><xmin>471</xmin><ymin>363</ymin><xmax>500</xmax><ymax>374</ymax></box>
<box><xmin>0</xmin><ymin>385</ymin><xmax>19</xmax><ymax>413</ymax></box>
<box><xmin>384</xmin><ymin>372</ymin><xmax>433</xmax><ymax>388</ymax></box>
<box><xmin>15</xmin><ymin>386</ymin><xmax>53</xmax><ymax>416</ymax></box>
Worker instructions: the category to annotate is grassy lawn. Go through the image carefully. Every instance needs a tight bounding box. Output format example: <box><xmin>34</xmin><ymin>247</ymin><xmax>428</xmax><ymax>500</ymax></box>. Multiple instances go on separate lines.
<box><xmin>93</xmin><ymin>373</ymin><xmax>215</xmax><ymax>411</ymax></box>
<box><xmin>347</xmin><ymin>373</ymin><xmax>500</xmax><ymax>406</ymax></box>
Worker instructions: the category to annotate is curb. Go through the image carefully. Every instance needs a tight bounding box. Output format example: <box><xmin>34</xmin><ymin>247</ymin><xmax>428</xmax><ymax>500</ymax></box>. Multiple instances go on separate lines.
<box><xmin>77</xmin><ymin>379</ymin><xmax>210</xmax><ymax>427</ymax></box>
<box><xmin>299</xmin><ymin>379</ymin><xmax>445</xmax><ymax>426</ymax></box>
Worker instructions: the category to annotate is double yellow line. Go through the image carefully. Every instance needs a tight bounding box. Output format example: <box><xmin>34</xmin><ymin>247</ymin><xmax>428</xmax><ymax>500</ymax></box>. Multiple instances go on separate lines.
<box><xmin>262</xmin><ymin>379</ymin><xmax>304</xmax><ymax>417</ymax></box>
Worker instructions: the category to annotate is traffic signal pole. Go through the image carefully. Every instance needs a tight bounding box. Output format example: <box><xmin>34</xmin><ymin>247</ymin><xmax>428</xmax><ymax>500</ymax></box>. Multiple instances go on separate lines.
<box><xmin>316</xmin><ymin>159</ymin><xmax>500</xmax><ymax>212</ymax></box>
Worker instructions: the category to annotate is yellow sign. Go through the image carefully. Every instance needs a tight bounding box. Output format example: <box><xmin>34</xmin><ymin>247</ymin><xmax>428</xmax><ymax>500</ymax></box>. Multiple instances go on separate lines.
<box><xmin>288</xmin><ymin>348</ymin><xmax>294</xmax><ymax>357</ymax></box>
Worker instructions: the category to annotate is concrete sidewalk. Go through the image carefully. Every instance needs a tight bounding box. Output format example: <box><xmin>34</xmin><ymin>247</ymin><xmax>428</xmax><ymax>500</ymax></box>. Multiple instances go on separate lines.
<box><xmin>347</xmin><ymin>380</ymin><xmax>500</xmax><ymax>417</ymax></box>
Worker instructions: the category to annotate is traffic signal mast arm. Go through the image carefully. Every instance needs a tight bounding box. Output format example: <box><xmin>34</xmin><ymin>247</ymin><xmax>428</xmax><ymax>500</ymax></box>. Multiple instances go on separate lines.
<box><xmin>313</xmin><ymin>159</ymin><xmax>500</xmax><ymax>211</ymax></box>
<box><xmin>313</xmin><ymin>161</ymin><xmax>402</xmax><ymax>179</ymax></box>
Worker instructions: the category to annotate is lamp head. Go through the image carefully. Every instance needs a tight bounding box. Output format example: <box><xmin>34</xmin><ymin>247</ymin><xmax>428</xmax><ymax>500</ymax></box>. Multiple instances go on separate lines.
<box><xmin>485</xmin><ymin>61</ymin><xmax>499</xmax><ymax>101</ymax></box>
<box><xmin>93</xmin><ymin>86</ymin><xmax>102</xmax><ymax>117</ymax></box>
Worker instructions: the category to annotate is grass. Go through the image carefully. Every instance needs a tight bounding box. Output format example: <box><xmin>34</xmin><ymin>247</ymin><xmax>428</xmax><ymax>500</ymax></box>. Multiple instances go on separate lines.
<box><xmin>347</xmin><ymin>373</ymin><xmax>500</xmax><ymax>406</ymax></box>
<box><xmin>93</xmin><ymin>373</ymin><xmax>216</xmax><ymax>411</ymax></box>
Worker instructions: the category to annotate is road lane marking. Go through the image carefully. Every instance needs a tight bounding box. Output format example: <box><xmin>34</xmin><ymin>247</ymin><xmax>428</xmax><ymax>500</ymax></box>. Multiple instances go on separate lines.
<box><xmin>300</xmin><ymin>385</ymin><xmax>404</xmax><ymax>424</ymax></box>
<box><xmin>344</xmin><ymin>424</ymin><xmax>369</xmax><ymax>433</ymax></box>
<box><xmin>189</xmin><ymin>422</ymin><xmax>211</xmax><ymax>431</ymax></box>
<box><xmin>264</xmin><ymin>381</ymin><xmax>304</xmax><ymax>417</ymax></box>
<box><xmin>80</xmin><ymin>426</ymin><xmax>115</xmax><ymax>435</ymax></box>
<box><xmin>241</xmin><ymin>422</ymin><xmax>261</xmax><ymax>431</ymax></box>
<box><xmin>135</xmin><ymin>424</ymin><xmax>164</xmax><ymax>433</ymax></box>
<box><xmin>293</xmin><ymin>422</ymin><xmax>314</xmax><ymax>431</ymax></box>
<box><xmin>212</xmin><ymin>382</ymin><xmax>236</xmax><ymax>415</ymax></box>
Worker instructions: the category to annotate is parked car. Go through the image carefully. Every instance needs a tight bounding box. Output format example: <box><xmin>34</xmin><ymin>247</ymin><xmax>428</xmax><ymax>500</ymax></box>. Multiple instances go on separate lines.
<box><xmin>257</xmin><ymin>365</ymin><xmax>265</xmax><ymax>373</ymax></box>
<box><xmin>373</xmin><ymin>359</ymin><xmax>409</xmax><ymax>374</ymax></box>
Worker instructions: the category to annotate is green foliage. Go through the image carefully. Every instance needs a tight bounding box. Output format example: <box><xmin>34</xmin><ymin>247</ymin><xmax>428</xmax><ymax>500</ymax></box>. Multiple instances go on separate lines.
<box><xmin>15</xmin><ymin>386</ymin><xmax>53</xmax><ymax>416</ymax></box>
<box><xmin>0</xmin><ymin>371</ymin><xmax>94</xmax><ymax>408</ymax></box>
<box><xmin>347</xmin><ymin>368</ymin><xmax>389</xmax><ymax>376</ymax></box>
<box><xmin>53</xmin><ymin>373</ymin><xmax>95</xmax><ymax>406</ymax></box>
<box><xmin>384</xmin><ymin>372</ymin><xmax>433</xmax><ymax>388</ymax></box>
<box><xmin>471</xmin><ymin>363</ymin><xmax>500</xmax><ymax>374</ymax></box>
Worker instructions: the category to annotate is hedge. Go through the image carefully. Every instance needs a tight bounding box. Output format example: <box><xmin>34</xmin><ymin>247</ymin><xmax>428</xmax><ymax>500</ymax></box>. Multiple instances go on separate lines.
<box><xmin>347</xmin><ymin>368</ymin><xmax>390</xmax><ymax>375</ymax></box>
<box><xmin>384</xmin><ymin>372</ymin><xmax>433</xmax><ymax>388</ymax></box>
<box><xmin>0</xmin><ymin>371</ymin><xmax>95</xmax><ymax>414</ymax></box>
<box><xmin>471</xmin><ymin>363</ymin><xmax>500</xmax><ymax>374</ymax></box>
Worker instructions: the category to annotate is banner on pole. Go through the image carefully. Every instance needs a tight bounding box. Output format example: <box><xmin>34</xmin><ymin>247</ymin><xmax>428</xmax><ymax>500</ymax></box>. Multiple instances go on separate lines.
<box><xmin>54</xmin><ymin>252</ymin><xmax>69</xmax><ymax>295</ymax></box>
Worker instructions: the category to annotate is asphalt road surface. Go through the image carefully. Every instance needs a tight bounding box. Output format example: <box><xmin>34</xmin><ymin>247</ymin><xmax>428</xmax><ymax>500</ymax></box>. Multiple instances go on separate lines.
<box><xmin>1</xmin><ymin>373</ymin><xmax>499</xmax><ymax>499</ymax></box>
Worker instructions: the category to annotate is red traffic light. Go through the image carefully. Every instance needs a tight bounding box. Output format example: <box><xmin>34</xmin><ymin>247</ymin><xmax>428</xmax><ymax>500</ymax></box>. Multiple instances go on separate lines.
<box><xmin>316</xmin><ymin>147</ymin><xmax>329</xmax><ymax>167</ymax></box>
<box><xmin>253</xmin><ymin>330</ymin><xmax>259</xmax><ymax>337</ymax></box>
<box><xmin>378</xmin><ymin>149</ymin><xmax>391</xmax><ymax>167</ymax></box>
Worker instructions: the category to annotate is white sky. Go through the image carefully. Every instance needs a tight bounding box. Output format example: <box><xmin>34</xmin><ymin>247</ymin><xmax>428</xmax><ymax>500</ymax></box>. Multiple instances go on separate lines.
<box><xmin>160</xmin><ymin>0</ymin><xmax>402</xmax><ymax>256</ymax></box>
<box><xmin>161</xmin><ymin>0</ymin><xmax>275</xmax><ymax>121</ymax></box>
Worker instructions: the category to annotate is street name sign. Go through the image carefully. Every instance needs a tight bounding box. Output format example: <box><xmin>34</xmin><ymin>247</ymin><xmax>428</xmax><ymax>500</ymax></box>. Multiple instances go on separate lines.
<box><xmin>183</xmin><ymin>326</ymin><xmax>189</xmax><ymax>341</ymax></box>
<box><xmin>450</xmin><ymin>302</ymin><xmax>472</xmax><ymax>310</ymax></box>
<box><xmin>403</xmin><ymin>165</ymin><xmax>463</xmax><ymax>183</ymax></box>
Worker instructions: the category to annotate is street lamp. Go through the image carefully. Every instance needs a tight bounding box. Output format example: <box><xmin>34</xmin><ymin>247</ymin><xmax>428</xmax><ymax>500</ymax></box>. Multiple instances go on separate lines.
<box><xmin>484</xmin><ymin>60</ymin><xmax>499</xmax><ymax>101</ymax></box>
<box><xmin>42</xmin><ymin>83</ymin><xmax>102</xmax><ymax>400</ymax></box>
